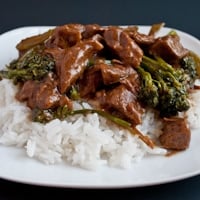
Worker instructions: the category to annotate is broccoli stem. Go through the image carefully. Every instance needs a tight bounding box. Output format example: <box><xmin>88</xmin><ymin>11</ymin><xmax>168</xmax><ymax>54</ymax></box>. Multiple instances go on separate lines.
<box><xmin>16</xmin><ymin>29</ymin><xmax>53</xmax><ymax>51</ymax></box>
<box><xmin>137</xmin><ymin>66</ymin><xmax>159</xmax><ymax>107</ymax></box>
<box><xmin>32</xmin><ymin>106</ymin><xmax>154</xmax><ymax>148</ymax></box>
<box><xmin>33</xmin><ymin>106</ymin><xmax>132</xmax><ymax>128</ymax></box>
<box><xmin>142</xmin><ymin>56</ymin><xmax>182</xmax><ymax>87</ymax></box>
<box><xmin>71</xmin><ymin>109</ymin><xmax>154</xmax><ymax>148</ymax></box>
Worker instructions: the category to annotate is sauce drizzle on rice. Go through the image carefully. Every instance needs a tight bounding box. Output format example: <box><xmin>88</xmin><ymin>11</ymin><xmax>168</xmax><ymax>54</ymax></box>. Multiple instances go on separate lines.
<box><xmin>1</xmin><ymin>23</ymin><xmax>200</xmax><ymax>169</ymax></box>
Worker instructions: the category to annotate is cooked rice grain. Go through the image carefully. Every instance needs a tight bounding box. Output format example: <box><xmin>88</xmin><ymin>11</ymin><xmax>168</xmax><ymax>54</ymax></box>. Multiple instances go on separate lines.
<box><xmin>0</xmin><ymin>79</ymin><xmax>173</xmax><ymax>170</ymax></box>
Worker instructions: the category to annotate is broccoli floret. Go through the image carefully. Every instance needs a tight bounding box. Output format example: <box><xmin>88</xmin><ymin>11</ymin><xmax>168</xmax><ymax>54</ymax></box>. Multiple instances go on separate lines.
<box><xmin>138</xmin><ymin>56</ymin><xmax>190</xmax><ymax>117</ymax></box>
<box><xmin>0</xmin><ymin>46</ymin><xmax>55</xmax><ymax>84</ymax></box>
<box><xmin>158</xmin><ymin>83</ymin><xmax>190</xmax><ymax>117</ymax></box>
<box><xmin>187</xmin><ymin>51</ymin><xmax>200</xmax><ymax>77</ymax></box>
<box><xmin>180</xmin><ymin>55</ymin><xmax>197</xmax><ymax>87</ymax></box>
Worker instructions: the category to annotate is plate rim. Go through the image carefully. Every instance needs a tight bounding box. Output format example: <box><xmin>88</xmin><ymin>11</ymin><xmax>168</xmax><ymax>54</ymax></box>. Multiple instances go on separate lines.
<box><xmin>0</xmin><ymin>25</ymin><xmax>200</xmax><ymax>189</ymax></box>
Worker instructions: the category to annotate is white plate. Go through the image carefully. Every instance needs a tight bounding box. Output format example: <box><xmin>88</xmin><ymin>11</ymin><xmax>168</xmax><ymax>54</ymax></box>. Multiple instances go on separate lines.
<box><xmin>0</xmin><ymin>26</ymin><xmax>200</xmax><ymax>189</ymax></box>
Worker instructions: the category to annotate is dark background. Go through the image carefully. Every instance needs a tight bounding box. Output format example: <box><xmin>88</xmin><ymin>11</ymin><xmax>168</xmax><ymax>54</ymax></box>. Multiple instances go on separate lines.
<box><xmin>1</xmin><ymin>0</ymin><xmax>200</xmax><ymax>199</ymax></box>
<box><xmin>1</xmin><ymin>0</ymin><xmax>200</xmax><ymax>39</ymax></box>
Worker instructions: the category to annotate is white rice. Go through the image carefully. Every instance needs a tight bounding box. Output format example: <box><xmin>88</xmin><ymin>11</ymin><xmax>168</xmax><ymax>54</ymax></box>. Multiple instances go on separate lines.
<box><xmin>0</xmin><ymin>79</ymin><xmax>199</xmax><ymax>170</ymax></box>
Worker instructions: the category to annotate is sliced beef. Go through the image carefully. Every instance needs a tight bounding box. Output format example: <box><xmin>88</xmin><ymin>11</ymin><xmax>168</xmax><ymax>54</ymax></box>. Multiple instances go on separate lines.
<box><xmin>79</xmin><ymin>62</ymin><xmax>136</xmax><ymax>97</ymax></box>
<box><xmin>79</xmin><ymin>67</ymin><xmax>103</xmax><ymax>97</ymax></box>
<box><xmin>103</xmin><ymin>84</ymin><xmax>144</xmax><ymax>125</ymax></box>
<box><xmin>159</xmin><ymin>117</ymin><xmax>191</xmax><ymax>150</ymax></box>
<box><xmin>100</xmin><ymin>63</ymin><xmax>134</xmax><ymax>85</ymax></box>
<box><xmin>16</xmin><ymin>74</ymin><xmax>72</xmax><ymax>110</ymax></box>
<box><xmin>79</xmin><ymin>61</ymin><xmax>144</xmax><ymax>125</ymax></box>
<box><xmin>120</xmin><ymin>72</ymin><xmax>141</xmax><ymax>94</ymax></box>
<box><xmin>88</xmin><ymin>68</ymin><xmax>144</xmax><ymax>125</ymax></box>
<box><xmin>103</xmin><ymin>27</ymin><xmax>143</xmax><ymax>68</ymax></box>
<box><xmin>46</xmin><ymin>24</ymin><xmax>85</xmax><ymax>49</ymax></box>
<box><xmin>149</xmin><ymin>34</ymin><xmax>189</xmax><ymax>64</ymax></box>
<box><xmin>82</xmin><ymin>24</ymin><xmax>104</xmax><ymax>39</ymax></box>
<box><xmin>48</xmin><ymin>39</ymin><xmax>103</xmax><ymax>94</ymax></box>
<box><xmin>127</xmin><ymin>29</ymin><xmax>155</xmax><ymax>45</ymax></box>
<box><xmin>46</xmin><ymin>24</ymin><xmax>104</xmax><ymax>49</ymax></box>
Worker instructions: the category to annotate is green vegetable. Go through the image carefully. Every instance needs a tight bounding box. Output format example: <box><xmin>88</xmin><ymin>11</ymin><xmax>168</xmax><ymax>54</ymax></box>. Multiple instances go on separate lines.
<box><xmin>68</xmin><ymin>85</ymin><xmax>80</xmax><ymax>100</ymax></box>
<box><xmin>188</xmin><ymin>51</ymin><xmax>200</xmax><ymax>77</ymax></box>
<box><xmin>32</xmin><ymin>106</ymin><xmax>154</xmax><ymax>148</ymax></box>
<box><xmin>16</xmin><ymin>29</ymin><xmax>53</xmax><ymax>51</ymax></box>
<box><xmin>137</xmin><ymin>66</ymin><xmax>159</xmax><ymax>107</ymax></box>
<box><xmin>0</xmin><ymin>47</ymin><xmax>55</xmax><ymax>84</ymax></box>
<box><xmin>148</xmin><ymin>22</ymin><xmax>165</xmax><ymax>36</ymax></box>
<box><xmin>180</xmin><ymin>55</ymin><xmax>197</xmax><ymax>87</ymax></box>
<box><xmin>32</xmin><ymin>106</ymin><xmax>132</xmax><ymax>127</ymax></box>
<box><xmin>138</xmin><ymin>56</ymin><xmax>190</xmax><ymax>117</ymax></box>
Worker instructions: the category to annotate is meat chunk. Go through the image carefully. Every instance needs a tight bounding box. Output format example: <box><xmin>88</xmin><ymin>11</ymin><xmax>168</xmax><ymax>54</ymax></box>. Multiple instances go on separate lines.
<box><xmin>149</xmin><ymin>34</ymin><xmax>189</xmax><ymax>64</ymax></box>
<box><xmin>104</xmin><ymin>85</ymin><xmax>144</xmax><ymax>125</ymax></box>
<box><xmin>16</xmin><ymin>74</ymin><xmax>72</xmax><ymax>110</ymax></box>
<box><xmin>126</xmin><ymin>28</ymin><xmax>155</xmax><ymax>45</ymax></box>
<box><xmin>103</xmin><ymin>27</ymin><xmax>143</xmax><ymax>68</ymax></box>
<box><xmin>79</xmin><ymin>68</ymin><xmax>102</xmax><ymax>97</ymax></box>
<box><xmin>100</xmin><ymin>63</ymin><xmax>134</xmax><ymax>85</ymax></box>
<box><xmin>159</xmin><ymin>117</ymin><xmax>191</xmax><ymax>150</ymax></box>
<box><xmin>48</xmin><ymin>39</ymin><xmax>103</xmax><ymax>94</ymax></box>
<box><xmin>120</xmin><ymin>72</ymin><xmax>141</xmax><ymax>95</ymax></box>
<box><xmin>80</xmin><ymin>63</ymin><xmax>144</xmax><ymax>125</ymax></box>
<box><xmin>79</xmin><ymin>62</ymin><xmax>135</xmax><ymax>97</ymax></box>
<box><xmin>46</xmin><ymin>24</ymin><xmax>85</xmax><ymax>48</ymax></box>
<box><xmin>82</xmin><ymin>24</ymin><xmax>104</xmax><ymax>39</ymax></box>
<box><xmin>88</xmin><ymin>68</ymin><xmax>144</xmax><ymax>125</ymax></box>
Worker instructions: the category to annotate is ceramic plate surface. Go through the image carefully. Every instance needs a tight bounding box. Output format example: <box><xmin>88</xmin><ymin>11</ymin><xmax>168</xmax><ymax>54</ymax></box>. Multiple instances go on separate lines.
<box><xmin>0</xmin><ymin>26</ymin><xmax>200</xmax><ymax>188</ymax></box>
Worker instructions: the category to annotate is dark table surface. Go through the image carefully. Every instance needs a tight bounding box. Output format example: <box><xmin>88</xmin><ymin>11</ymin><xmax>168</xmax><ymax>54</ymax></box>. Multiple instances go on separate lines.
<box><xmin>0</xmin><ymin>0</ymin><xmax>200</xmax><ymax>199</ymax></box>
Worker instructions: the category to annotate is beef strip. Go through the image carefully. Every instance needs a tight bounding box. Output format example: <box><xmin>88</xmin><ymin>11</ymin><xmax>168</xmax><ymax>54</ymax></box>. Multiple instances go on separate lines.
<box><xmin>126</xmin><ymin>29</ymin><xmax>156</xmax><ymax>46</ymax></box>
<box><xmin>47</xmin><ymin>39</ymin><xmax>103</xmax><ymax>94</ymax></box>
<box><xmin>149</xmin><ymin>34</ymin><xmax>189</xmax><ymax>64</ymax></box>
<box><xmin>82</xmin><ymin>24</ymin><xmax>104</xmax><ymax>39</ymax></box>
<box><xmin>79</xmin><ymin>61</ymin><xmax>135</xmax><ymax>97</ymax></box>
<box><xmin>87</xmin><ymin>69</ymin><xmax>144</xmax><ymax>125</ymax></box>
<box><xmin>120</xmin><ymin>72</ymin><xmax>141</xmax><ymax>94</ymax></box>
<box><xmin>103</xmin><ymin>84</ymin><xmax>144</xmax><ymax>125</ymax></box>
<box><xmin>45</xmin><ymin>24</ymin><xmax>85</xmax><ymax>49</ymax></box>
<box><xmin>79</xmin><ymin>68</ymin><xmax>103</xmax><ymax>97</ymax></box>
<box><xmin>16</xmin><ymin>74</ymin><xmax>72</xmax><ymax>110</ymax></box>
<box><xmin>100</xmin><ymin>63</ymin><xmax>134</xmax><ymax>85</ymax></box>
<box><xmin>159</xmin><ymin>117</ymin><xmax>191</xmax><ymax>150</ymax></box>
<box><xmin>46</xmin><ymin>24</ymin><xmax>104</xmax><ymax>49</ymax></box>
<box><xmin>103</xmin><ymin>27</ymin><xmax>143</xmax><ymax>68</ymax></box>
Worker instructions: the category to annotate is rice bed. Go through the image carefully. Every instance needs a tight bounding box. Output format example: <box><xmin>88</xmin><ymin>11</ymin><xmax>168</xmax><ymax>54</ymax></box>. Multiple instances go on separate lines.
<box><xmin>0</xmin><ymin>79</ymin><xmax>199</xmax><ymax>170</ymax></box>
